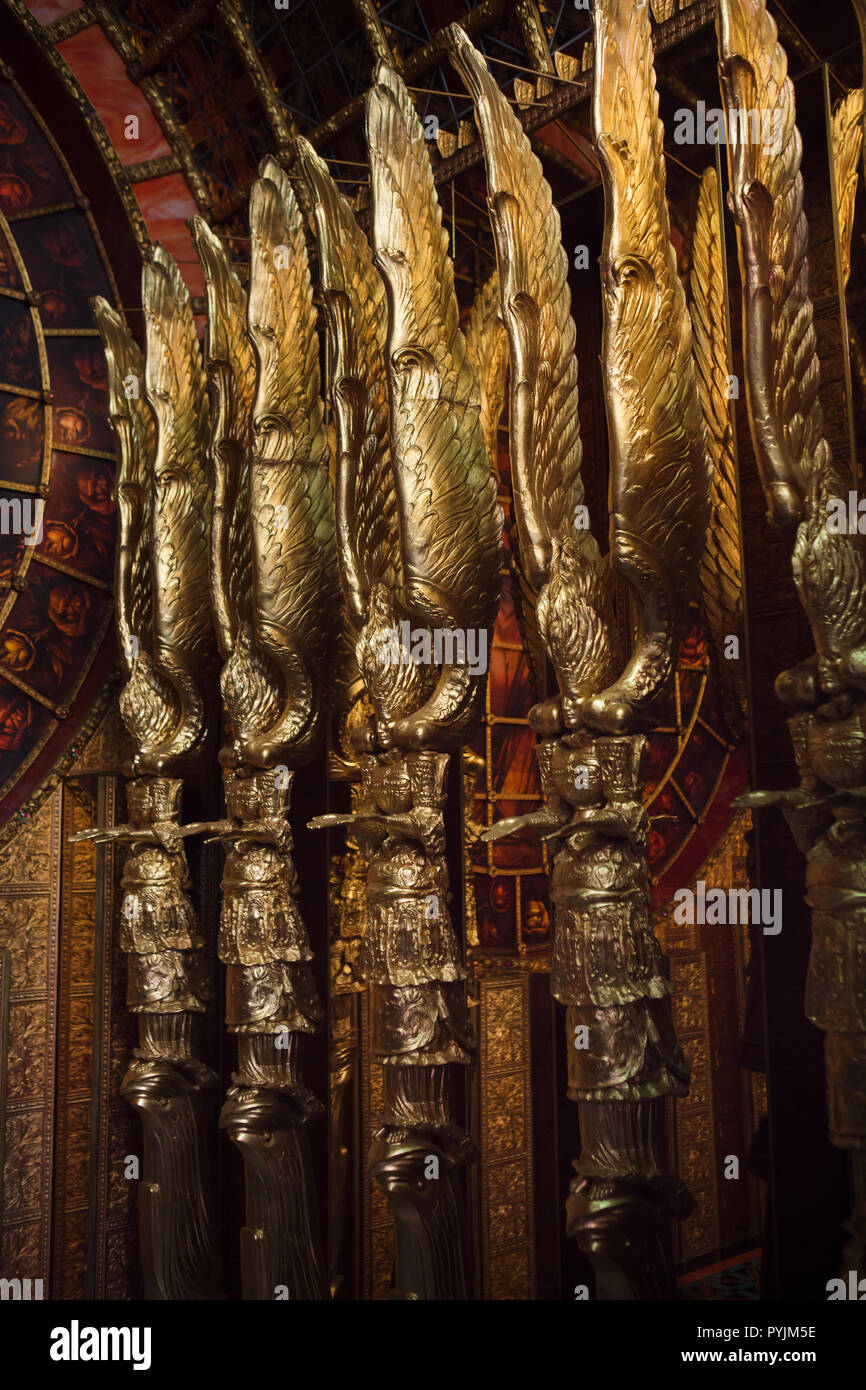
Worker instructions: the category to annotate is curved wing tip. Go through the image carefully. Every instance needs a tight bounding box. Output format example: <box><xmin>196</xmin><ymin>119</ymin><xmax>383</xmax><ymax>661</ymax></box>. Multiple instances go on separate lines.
<box><xmin>372</xmin><ymin>58</ymin><xmax>399</xmax><ymax>89</ymax></box>
<box><xmin>445</xmin><ymin>25</ymin><xmax>489</xmax><ymax>91</ymax></box>
<box><xmin>189</xmin><ymin>217</ymin><xmax>223</xmax><ymax>267</ymax></box>
<box><xmin>294</xmin><ymin>134</ymin><xmax>333</xmax><ymax>194</ymax></box>
<box><xmin>259</xmin><ymin>152</ymin><xmax>283</xmax><ymax>179</ymax></box>
<box><xmin>91</xmin><ymin>294</ymin><xmax>117</xmax><ymax>324</ymax></box>
<box><xmin>145</xmin><ymin>242</ymin><xmax>191</xmax><ymax>304</ymax></box>
<box><xmin>258</xmin><ymin>155</ymin><xmax>294</xmax><ymax>206</ymax></box>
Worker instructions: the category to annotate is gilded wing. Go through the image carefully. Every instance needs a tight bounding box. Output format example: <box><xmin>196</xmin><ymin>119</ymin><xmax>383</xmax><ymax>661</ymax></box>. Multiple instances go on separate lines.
<box><xmin>717</xmin><ymin>4</ymin><xmax>866</xmax><ymax>695</ymax></box>
<box><xmin>142</xmin><ymin>244</ymin><xmax>214</xmax><ymax>766</ymax></box>
<box><xmin>191</xmin><ymin>219</ymin><xmax>255</xmax><ymax>661</ymax></box>
<box><xmin>853</xmin><ymin>0</ymin><xmax>866</xmax><ymax>183</ymax></box>
<box><xmin>366</xmin><ymin>63</ymin><xmax>503</xmax><ymax>749</ymax></box>
<box><xmin>448</xmin><ymin>27</ymin><xmax>587</xmax><ymax>591</ymax></box>
<box><xmin>293</xmin><ymin>136</ymin><xmax>401</xmax><ymax>631</ymax></box>
<box><xmin>245</xmin><ymin>155</ymin><xmax>339</xmax><ymax>766</ymax></box>
<box><xmin>832</xmin><ymin>87</ymin><xmax>863</xmax><ymax>292</ymax></box>
<box><xmin>92</xmin><ymin>297</ymin><xmax>153</xmax><ymax>677</ymax></box>
<box><xmin>447</xmin><ymin>28</ymin><xmax>615</xmax><ymax>727</ymax></box>
<box><xmin>462</xmin><ymin>263</ymin><xmax>550</xmax><ymax>701</ymax></box>
<box><xmin>591</xmin><ymin>0</ymin><xmax>708</xmax><ymax>731</ymax></box>
<box><xmin>717</xmin><ymin>0</ymin><xmax>830</xmax><ymax>527</ymax></box>
<box><xmin>464</xmin><ymin>268</ymin><xmax>507</xmax><ymax>475</ymax></box>
<box><xmin>689</xmin><ymin>168</ymin><xmax>748</xmax><ymax>739</ymax></box>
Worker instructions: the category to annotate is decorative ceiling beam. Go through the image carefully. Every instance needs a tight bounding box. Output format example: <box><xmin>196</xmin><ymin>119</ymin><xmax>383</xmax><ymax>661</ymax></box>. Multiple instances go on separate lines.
<box><xmin>515</xmin><ymin>0</ymin><xmax>555</xmax><ymax>96</ymax></box>
<box><xmin>309</xmin><ymin>0</ymin><xmax>507</xmax><ymax>147</ymax></box>
<box><xmin>218</xmin><ymin>0</ymin><xmax>296</xmax><ymax>147</ymax></box>
<box><xmin>432</xmin><ymin>0</ymin><xmax>715</xmax><ymax>186</ymax></box>
<box><xmin>88</xmin><ymin>0</ymin><xmax>213</xmax><ymax>213</ymax></box>
<box><xmin>351</xmin><ymin>0</ymin><xmax>397</xmax><ymax>68</ymax></box>
<box><xmin>126</xmin><ymin>0</ymin><xmax>220</xmax><ymax>81</ymax></box>
<box><xmin>126</xmin><ymin>153</ymin><xmax>182</xmax><ymax>183</ymax></box>
<box><xmin>43</xmin><ymin>6</ymin><xmax>94</xmax><ymax>44</ymax></box>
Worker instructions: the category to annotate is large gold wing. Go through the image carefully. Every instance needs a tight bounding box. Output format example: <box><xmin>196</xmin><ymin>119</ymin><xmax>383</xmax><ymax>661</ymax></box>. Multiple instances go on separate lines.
<box><xmin>141</xmin><ymin>244</ymin><xmax>214</xmax><ymax>766</ymax></box>
<box><xmin>464</xmin><ymin>266</ymin><xmax>552</xmax><ymax>697</ymax></box>
<box><xmin>293</xmin><ymin>136</ymin><xmax>401</xmax><ymax>632</ymax></box>
<box><xmin>590</xmin><ymin>0</ymin><xmax>708</xmax><ymax>731</ymax></box>
<box><xmin>366</xmin><ymin>63</ymin><xmax>503</xmax><ymax>749</ymax></box>
<box><xmin>716</xmin><ymin>0</ymin><xmax>830</xmax><ymax>528</ymax></box>
<box><xmin>447</xmin><ymin>28</ymin><xmax>615</xmax><ymax>723</ymax></box>
<box><xmin>717</xmin><ymin>2</ymin><xmax>866</xmax><ymax>695</ymax></box>
<box><xmin>449</xmin><ymin>27</ymin><xmax>588</xmax><ymax>592</ymax></box>
<box><xmin>688</xmin><ymin>168</ymin><xmax>748</xmax><ymax>739</ymax></box>
<box><xmin>854</xmin><ymin>0</ymin><xmax>866</xmax><ymax>184</ymax></box>
<box><xmin>92</xmin><ymin>298</ymin><xmax>154</xmax><ymax>678</ymax></box>
<box><xmin>190</xmin><ymin>219</ymin><xmax>255</xmax><ymax>661</ymax></box>
<box><xmin>192</xmin><ymin>218</ymin><xmax>282</xmax><ymax>765</ymax></box>
<box><xmin>244</xmin><ymin>156</ymin><xmax>339</xmax><ymax>766</ymax></box>
<box><xmin>832</xmin><ymin>86</ymin><xmax>863</xmax><ymax>293</ymax></box>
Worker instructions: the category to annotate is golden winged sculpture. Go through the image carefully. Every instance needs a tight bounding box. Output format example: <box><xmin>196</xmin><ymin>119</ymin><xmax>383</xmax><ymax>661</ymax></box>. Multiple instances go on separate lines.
<box><xmin>85</xmin><ymin>248</ymin><xmax>221</xmax><ymax>1301</ymax></box>
<box><xmin>299</xmin><ymin>59</ymin><xmax>503</xmax><ymax>1299</ymax></box>
<box><xmin>832</xmin><ymin>87</ymin><xmax>863</xmax><ymax>295</ymax></box>
<box><xmin>447</xmin><ymin>3</ymin><xmax>707</xmax><ymax>1299</ymax></box>
<box><xmin>188</xmin><ymin>154</ymin><xmax>339</xmax><ymax>1300</ymax></box>
<box><xmin>853</xmin><ymin>0</ymin><xmax>866</xmax><ymax>185</ymax></box>
<box><xmin>718</xmin><ymin>0</ymin><xmax>866</xmax><ymax>1276</ymax></box>
<box><xmin>464</xmin><ymin>265</ymin><xmax>549</xmax><ymax>695</ymax></box>
<box><xmin>831</xmin><ymin>84</ymin><xmax>866</xmax><ymax>409</ymax></box>
<box><xmin>717</xmin><ymin>0</ymin><xmax>830</xmax><ymax>532</ymax></box>
<box><xmin>689</xmin><ymin>166</ymin><xmax>748</xmax><ymax>739</ymax></box>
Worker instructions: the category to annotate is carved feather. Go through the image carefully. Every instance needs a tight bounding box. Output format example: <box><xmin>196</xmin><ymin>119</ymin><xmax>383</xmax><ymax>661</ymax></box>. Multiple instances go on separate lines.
<box><xmin>717</xmin><ymin>0</ymin><xmax>830</xmax><ymax>528</ymax></box>
<box><xmin>141</xmin><ymin>244</ymin><xmax>214</xmax><ymax>765</ymax></box>
<box><xmin>689</xmin><ymin>168</ymin><xmax>748</xmax><ymax>739</ymax></box>
<box><xmin>832</xmin><ymin>86</ymin><xmax>863</xmax><ymax>292</ymax></box>
<box><xmin>718</xmin><ymin>2</ymin><xmax>866</xmax><ymax>699</ymax></box>
<box><xmin>462</xmin><ymin>262</ymin><xmax>559</xmax><ymax>703</ymax></box>
<box><xmin>92</xmin><ymin>297</ymin><xmax>154</xmax><ymax>679</ymax></box>
<box><xmin>447</xmin><ymin>28</ymin><xmax>615</xmax><ymax>723</ymax></box>
<box><xmin>462</xmin><ymin>262</ymin><xmax>551</xmax><ymax>700</ymax></box>
<box><xmin>591</xmin><ymin>0</ymin><xmax>708</xmax><ymax>730</ymax></box>
<box><xmin>449</xmin><ymin>28</ymin><xmax>589</xmax><ymax>592</ymax></box>
<box><xmin>853</xmin><ymin>0</ymin><xmax>866</xmax><ymax>185</ymax></box>
<box><xmin>191</xmin><ymin>219</ymin><xmax>255</xmax><ymax>663</ymax></box>
<box><xmin>292</xmin><ymin>136</ymin><xmax>401</xmax><ymax>632</ymax></box>
<box><xmin>243</xmin><ymin>156</ymin><xmax>339</xmax><ymax>765</ymax></box>
<box><xmin>366</xmin><ymin>63</ymin><xmax>503</xmax><ymax>748</ymax></box>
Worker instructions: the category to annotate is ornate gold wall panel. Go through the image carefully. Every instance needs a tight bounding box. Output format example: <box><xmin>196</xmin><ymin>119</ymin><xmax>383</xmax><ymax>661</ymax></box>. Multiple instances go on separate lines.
<box><xmin>0</xmin><ymin>947</ymin><xmax>8</xmax><ymax>1229</ymax></box>
<box><xmin>0</xmin><ymin>789</ymin><xmax>60</xmax><ymax>1287</ymax></box>
<box><xmin>51</xmin><ymin>780</ymin><xmax>97</xmax><ymax>1298</ymax></box>
<box><xmin>359</xmin><ymin>988</ymin><xmax>393</xmax><ymax>1301</ymax></box>
<box><xmin>477</xmin><ymin>975</ymin><xmax>535</xmax><ymax>1299</ymax></box>
<box><xmin>656</xmin><ymin>809</ymin><xmax>762</xmax><ymax>1263</ymax></box>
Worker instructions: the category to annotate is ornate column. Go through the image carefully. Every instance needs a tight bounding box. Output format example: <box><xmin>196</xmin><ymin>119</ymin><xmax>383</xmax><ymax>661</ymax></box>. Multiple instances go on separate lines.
<box><xmin>448</xmin><ymin>5</ymin><xmax>709</xmax><ymax>1298</ymax></box>
<box><xmin>297</xmin><ymin>63</ymin><xmax>503</xmax><ymax>1297</ymax></box>
<box><xmin>84</xmin><ymin>250</ymin><xmax>221</xmax><ymax>1299</ymax></box>
<box><xmin>717</xmin><ymin>0</ymin><xmax>866</xmax><ymax>1278</ymax></box>
<box><xmin>189</xmin><ymin>156</ymin><xmax>339</xmax><ymax>1299</ymax></box>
